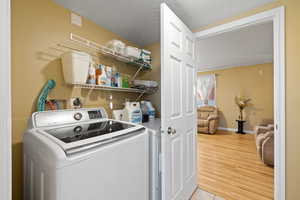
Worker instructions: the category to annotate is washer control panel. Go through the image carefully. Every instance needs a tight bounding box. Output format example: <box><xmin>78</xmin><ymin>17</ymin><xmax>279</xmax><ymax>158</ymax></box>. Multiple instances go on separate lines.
<box><xmin>32</xmin><ymin>108</ymin><xmax>107</xmax><ymax>128</ymax></box>
<box><xmin>88</xmin><ymin>110</ymin><xmax>102</xmax><ymax>119</ymax></box>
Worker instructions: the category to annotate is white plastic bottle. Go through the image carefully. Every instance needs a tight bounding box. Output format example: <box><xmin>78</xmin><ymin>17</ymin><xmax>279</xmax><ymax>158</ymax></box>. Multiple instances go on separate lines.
<box><xmin>145</xmin><ymin>101</ymin><xmax>155</xmax><ymax>121</ymax></box>
<box><xmin>87</xmin><ymin>63</ymin><xmax>96</xmax><ymax>84</ymax></box>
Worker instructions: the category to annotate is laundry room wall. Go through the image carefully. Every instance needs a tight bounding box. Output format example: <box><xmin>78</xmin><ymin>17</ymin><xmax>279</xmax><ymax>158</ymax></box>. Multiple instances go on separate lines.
<box><xmin>11</xmin><ymin>0</ymin><xmax>144</xmax><ymax>199</ymax></box>
<box><xmin>140</xmin><ymin>42</ymin><xmax>161</xmax><ymax>117</ymax></box>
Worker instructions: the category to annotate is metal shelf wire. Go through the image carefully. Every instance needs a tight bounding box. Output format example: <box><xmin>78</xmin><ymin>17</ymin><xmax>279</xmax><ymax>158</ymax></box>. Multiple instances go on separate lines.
<box><xmin>58</xmin><ymin>33</ymin><xmax>152</xmax><ymax>70</ymax></box>
<box><xmin>58</xmin><ymin>33</ymin><xmax>157</xmax><ymax>99</ymax></box>
<box><xmin>72</xmin><ymin>83</ymin><xmax>146</xmax><ymax>93</ymax></box>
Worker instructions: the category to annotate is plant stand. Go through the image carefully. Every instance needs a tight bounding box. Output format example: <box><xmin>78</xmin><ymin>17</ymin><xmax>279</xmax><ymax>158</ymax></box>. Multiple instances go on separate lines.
<box><xmin>236</xmin><ymin>120</ymin><xmax>246</xmax><ymax>134</ymax></box>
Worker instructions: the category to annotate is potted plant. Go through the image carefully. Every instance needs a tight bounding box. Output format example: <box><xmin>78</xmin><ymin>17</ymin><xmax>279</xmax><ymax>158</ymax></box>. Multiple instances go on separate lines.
<box><xmin>235</xmin><ymin>96</ymin><xmax>251</xmax><ymax>134</ymax></box>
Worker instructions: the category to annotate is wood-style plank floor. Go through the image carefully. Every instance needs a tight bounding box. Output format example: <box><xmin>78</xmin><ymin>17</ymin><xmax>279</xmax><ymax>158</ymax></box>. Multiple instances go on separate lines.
<box><xmin>197</xmin><ymin>131</ymin><xmax>274</xmax><ymax>200</ymax></box>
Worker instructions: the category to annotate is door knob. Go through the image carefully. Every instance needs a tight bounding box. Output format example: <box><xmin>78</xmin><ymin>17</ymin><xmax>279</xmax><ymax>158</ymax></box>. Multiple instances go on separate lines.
<box><xmin>167</xmin><ymin>127</ymin><xmax>176</xmax><ymax>135</ymax></box>
<box><xmin>167</xmin><ymin>127</ymin><xmax>172</xmax><ymax>135</ymax></box>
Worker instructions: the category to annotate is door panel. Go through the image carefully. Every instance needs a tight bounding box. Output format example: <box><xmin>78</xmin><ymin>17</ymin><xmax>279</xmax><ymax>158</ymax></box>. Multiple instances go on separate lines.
<box><xmin>185</xmin><ymin>36</ymin><xmax>194</xmax><ymax>58</ymax></box>
<box><xmin>171</xmin><ymin>136</ymin><xmax>183</xmax><ymax>197</ymax></box>
<box><xmin>170</xmin><ymin>22</ymin><xmax>182</xmax><ymax>50</ymax></box>
<box><xmin>161</xmin><ymin>3</ymin><xmax>197</xmax><ymax>200</ymax></box>
<box><xmin>186</xmin><ymin>129</ymin><xmax>195</xmax><ymax>181</ymax></box>
<box><xmin>170</xmin><ymin>55</ymin><xmax>183</xmax><ymax>118</ymax></box>
<box><xmin>185</xmin><ymin>64</ymin><xmax>195</xmax><ymax>115</ymax></box>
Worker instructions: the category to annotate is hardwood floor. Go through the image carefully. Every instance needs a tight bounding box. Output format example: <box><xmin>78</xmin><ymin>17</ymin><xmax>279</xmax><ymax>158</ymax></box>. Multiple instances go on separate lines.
<box><xmin>197</xmin><ymin>131</ymin><xmax>274</xmax><ymax>200</ymax></box>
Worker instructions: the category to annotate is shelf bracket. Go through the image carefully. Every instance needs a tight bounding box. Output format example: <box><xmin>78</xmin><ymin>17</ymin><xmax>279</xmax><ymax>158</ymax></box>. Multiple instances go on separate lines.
<box><xmin>135</xmin><ymin>90</ymin><xmax>146</xmax><ymax>102</ymax></box>
<box><xmin>130</xmin><ymin>65</ymin><xmax>144</xmax><ymax>82</ymax></box>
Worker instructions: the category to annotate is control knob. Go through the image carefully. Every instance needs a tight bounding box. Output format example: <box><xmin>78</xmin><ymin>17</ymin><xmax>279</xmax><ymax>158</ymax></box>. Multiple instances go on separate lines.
<box><xmin>74</xmin><ymin>112</ymin><xmax>83</xmax><ymax>121</ymax></box>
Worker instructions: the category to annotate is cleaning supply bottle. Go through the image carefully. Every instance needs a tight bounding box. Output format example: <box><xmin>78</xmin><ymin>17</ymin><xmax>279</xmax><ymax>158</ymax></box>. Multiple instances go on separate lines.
<box><xmin>141</xmin><ymin>101</ymin><xmax>149</xmax><ymax>123</ymax></box>
<box><xmin>122</xmin><ymin>74</ymin><xmax>130</xmax><ymax>88</ymax></box>
<box><xmin>87</xmin><ymin>63</ymin><xmax>96</xmax><ymax>84</ymax></box>
<box><xmin>117</xmin><ymin>73</ymin><xmax>122</xmax><ymax>88</ymax></box>
<box><xmin>111</xmin><ymin>66</ymin><xmax>117</xmax><ymax>87</ymax></box>
<box><xmin>123</xmin><ymin>101</ymin><xmax>142</xmax><ymax>124</ymax></box>
<box><xmin>113</xmin><ymin>72</ymin><xmax>121</xmax><ymax>87</ymax></box>
<box><xmin>95</xmin><ymin>64</ymin><xmax>102</xmax><ymax>85</ymax></box>
<box><xmin>145</xmin><ymin>101</ymin><xmax>155</xmax><ymax>121</ymax></box>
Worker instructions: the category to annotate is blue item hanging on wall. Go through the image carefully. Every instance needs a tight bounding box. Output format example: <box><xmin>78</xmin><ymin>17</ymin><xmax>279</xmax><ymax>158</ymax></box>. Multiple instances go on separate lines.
<box><xmin>37</xmin><ymin>80</ymin><xmax>56</xmax><ymax>111</ymax></box>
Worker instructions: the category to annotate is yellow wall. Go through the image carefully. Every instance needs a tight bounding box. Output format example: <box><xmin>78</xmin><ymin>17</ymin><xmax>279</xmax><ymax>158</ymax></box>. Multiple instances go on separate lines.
<box><xmin>139</xmin><ymin>42</ymin><xmax>161</xmax><ymax>117</ymax></box>
<box><xmin>198</xmin><ymin>63</ymin><xmax>274</xmax><ymax>131</ymax></box>
<box><xmin>11</xmin><ymin>0</ymin><xmax>146</xmax><ymax>199</ymax></box>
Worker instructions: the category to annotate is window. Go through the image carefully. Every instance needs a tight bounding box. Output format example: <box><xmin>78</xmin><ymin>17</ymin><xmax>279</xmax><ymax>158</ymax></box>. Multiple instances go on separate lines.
<box><xmin>197</xmin><ymin>74</ymin><xmax>216</xmax><ymax>107</ymax></box>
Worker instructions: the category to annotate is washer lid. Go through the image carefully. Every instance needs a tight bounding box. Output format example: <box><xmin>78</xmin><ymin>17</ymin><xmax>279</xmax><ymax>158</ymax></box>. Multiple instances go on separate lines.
<box><xmin>45</xmin><ymin>120</ymin><xmax>135</xmax><ymax>143</ymax></box>
<box><xmin>39</xmin><ymin>119</ymin><xmax>145</xmax><ymax>156</ymax></box>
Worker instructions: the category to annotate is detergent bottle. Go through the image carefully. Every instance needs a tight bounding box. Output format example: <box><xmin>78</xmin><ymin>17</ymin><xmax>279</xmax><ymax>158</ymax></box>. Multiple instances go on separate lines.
<box><xmin>123</xmin><ymin>101</ymin><xmax>142</xmax><ymax>124</ymax></box>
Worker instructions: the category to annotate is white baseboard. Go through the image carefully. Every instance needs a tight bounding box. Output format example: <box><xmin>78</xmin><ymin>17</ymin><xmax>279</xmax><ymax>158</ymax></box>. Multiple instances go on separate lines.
<box><xmin>218</xmin><ymin>127</ymin><xmax>255</xmax><ymax>134</ymax></box>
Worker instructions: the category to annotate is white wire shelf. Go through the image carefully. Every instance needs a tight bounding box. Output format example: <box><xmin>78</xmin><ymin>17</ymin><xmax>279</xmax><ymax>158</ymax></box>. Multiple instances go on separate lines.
<box><xmin>58</xmin><ymin>33</ymin><xmax>152</xmax><ymax>70</ymax></box>
<box><xmin>72</xmin><ymin>83</ymin><xmax>147</xmax><ymax>93</ymax></box>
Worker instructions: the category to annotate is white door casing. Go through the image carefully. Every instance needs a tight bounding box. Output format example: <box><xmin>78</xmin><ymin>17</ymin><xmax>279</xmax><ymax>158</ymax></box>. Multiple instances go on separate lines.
<box><xmin>195</xmin><ymin>7</ymin><xmax>285</xmax><ymax>200</ymax></box>
<box><xmin>0</xmin><ymin>0</ymin><xmax>12</xmax><ymax>200</ymax></box>
<box><xmin>161</xmin><ymin>3</ymin><xmax>197</xmax><ymax>200</ymax></box>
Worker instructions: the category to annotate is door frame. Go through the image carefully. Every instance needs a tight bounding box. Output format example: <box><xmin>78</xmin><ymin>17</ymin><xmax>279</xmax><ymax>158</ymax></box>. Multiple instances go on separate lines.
<box><xmin>0</xmin><ymin>0</ymin><xmax>12</xmax><ymax>200</ymax></box>
<box><xmin>195</xmin><ymin>7</ymin><xmax>285</xmax><ymax>200</ymax></box>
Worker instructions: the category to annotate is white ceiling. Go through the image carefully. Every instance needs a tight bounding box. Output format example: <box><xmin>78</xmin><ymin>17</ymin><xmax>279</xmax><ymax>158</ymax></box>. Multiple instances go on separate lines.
<box><xmin>196</xmin><ymin>22</ymin><xmax>273</xmax><ymax>71</ymax></box>
<box><xmin>53</xmin><ymin>0</ymin><xmax>276</xmax><ymax>46</ymax></box>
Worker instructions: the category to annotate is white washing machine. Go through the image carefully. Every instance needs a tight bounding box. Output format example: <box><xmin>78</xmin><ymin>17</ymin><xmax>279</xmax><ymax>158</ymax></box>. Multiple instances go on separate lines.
<box><xmin>23</xmin><ymin>108</ymin><xmax>149</xmax><ymax>200</ymax></box>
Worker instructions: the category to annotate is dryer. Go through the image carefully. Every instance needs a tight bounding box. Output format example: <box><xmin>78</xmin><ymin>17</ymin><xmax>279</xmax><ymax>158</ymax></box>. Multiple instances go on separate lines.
<box><xmin>143</xmin><ymin>119</ymin><xmax>162</xmax><ymax>200</ymax></box>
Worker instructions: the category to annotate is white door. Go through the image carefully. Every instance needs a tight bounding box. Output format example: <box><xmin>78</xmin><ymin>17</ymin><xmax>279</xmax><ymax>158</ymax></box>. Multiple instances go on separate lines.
<box><xmin>161</xmin><ymin>3</ymin><xmax>197</xmax><ymax>200</ymax></box>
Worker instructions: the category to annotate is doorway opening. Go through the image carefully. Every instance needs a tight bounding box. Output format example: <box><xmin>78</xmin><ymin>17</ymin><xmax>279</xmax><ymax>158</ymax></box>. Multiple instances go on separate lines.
<box><xmin>194</xmin><ymin>7</ymin><xmax>285</xmax><ymax>200</ymax></box>
<box><xmin>196</xmin><ymin>21</ymin><xmax>275</xmax><ymax>200</ymax></box>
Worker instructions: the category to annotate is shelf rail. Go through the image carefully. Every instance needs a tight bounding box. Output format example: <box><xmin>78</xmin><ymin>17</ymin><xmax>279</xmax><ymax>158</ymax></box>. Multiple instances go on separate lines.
<box><xmin>72</xmin><ymin>83</ymin><xmax>144</xmax><ymax>93</ymax></box>
<box><xmin>57</xmin><ymin>33</ymin><xmax>152</xmax><ymax>70</ymax></box>
<box><xmin>57</xmin><ymin>33</ymin><xmax>157</xmax><ymax>98</ymax></box>
<box><xmin>72</xmin><ymin>83</ymin><xmax>158</xmax><ymax>96</ymax></box>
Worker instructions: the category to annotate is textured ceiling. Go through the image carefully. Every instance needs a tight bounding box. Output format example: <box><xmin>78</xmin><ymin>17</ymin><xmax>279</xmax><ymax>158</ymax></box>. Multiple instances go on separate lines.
<box><xmin>196</xmin><ymin>22</ymin><xmax>273</xmax><ymax>71</ymax></box>
<box><xmin>53</xmin><ymin>0</ymin><xmax>276</xmax><ymax>46</ymax></box>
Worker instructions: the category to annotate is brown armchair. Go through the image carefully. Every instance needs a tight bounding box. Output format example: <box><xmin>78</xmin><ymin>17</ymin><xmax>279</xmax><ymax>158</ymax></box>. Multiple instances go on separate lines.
<box><xmin>255</xmin><ymin>124</ymin><xmax>274</xmax><ymax>166</ymax></box>
<box><xmin>197</xmin><ymin>106</ymin><xmax>219</xmax><ymax>134</ymax></box>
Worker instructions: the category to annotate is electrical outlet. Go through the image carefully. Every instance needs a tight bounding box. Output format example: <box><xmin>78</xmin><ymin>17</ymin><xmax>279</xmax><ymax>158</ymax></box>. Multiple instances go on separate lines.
<box><xmin>71</xmin><ymin>12</ymin><xmax>82</xmax><ymax>27</ymax></box>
